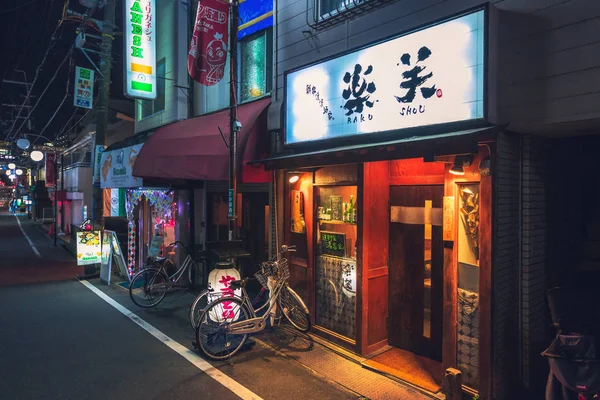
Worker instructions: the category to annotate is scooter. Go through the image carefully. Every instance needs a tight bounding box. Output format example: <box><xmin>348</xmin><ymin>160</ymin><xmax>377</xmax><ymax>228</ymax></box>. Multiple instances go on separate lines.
<box><xmin>543</xmin><ymin>287</ymin><xmax>600</xmax><ymax>400</ymax></box>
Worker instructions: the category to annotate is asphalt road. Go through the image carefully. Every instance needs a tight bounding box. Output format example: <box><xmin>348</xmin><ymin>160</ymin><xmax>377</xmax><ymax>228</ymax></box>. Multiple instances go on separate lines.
<box><xmin>0</xmin><ymin>213</ymin><xmax>357</xmax><ymax>400</ymax></box>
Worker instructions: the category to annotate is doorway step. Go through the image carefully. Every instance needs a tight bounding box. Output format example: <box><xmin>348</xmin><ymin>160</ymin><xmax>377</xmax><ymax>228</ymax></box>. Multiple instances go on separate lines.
<box><xmin>362</xmin><ymin>347</ymin><xmax>443</xmax><ymax>394</ymax></box>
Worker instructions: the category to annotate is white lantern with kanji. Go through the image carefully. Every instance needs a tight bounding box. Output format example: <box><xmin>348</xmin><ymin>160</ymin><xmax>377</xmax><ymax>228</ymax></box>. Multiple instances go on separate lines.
<box><xmin>341</xmin><ymin>260</ymin><xmax>357</xmax><ymax>298</ymax></box>
<box><xmin>207</xmin><ymin>262</ymin><xmax>242</xmax><ymax>322</ymax></box>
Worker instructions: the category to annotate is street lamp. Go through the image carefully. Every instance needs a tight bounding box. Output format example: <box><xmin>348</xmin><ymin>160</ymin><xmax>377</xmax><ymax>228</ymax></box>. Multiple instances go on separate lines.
<box><xmin>8</xmin><ymin>162</ymin><xmax>16</xmax><ymax>170</ymax></box>
<box><xmin>15</xmin><ymin>169</ymin><xmax>23</xmax><ymax>176</ymax></box>
<box><xmin>17</xmin><ymin>134</ymin><xmax>59</xmax><ymax>247</ymax></box>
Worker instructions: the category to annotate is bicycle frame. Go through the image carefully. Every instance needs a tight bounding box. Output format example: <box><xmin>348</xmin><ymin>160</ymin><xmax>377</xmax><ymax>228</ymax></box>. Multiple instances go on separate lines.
<box><xmin>220</xmin><ymin>277</ymin><xmax>288</xmax><ymax>335</ymax></box>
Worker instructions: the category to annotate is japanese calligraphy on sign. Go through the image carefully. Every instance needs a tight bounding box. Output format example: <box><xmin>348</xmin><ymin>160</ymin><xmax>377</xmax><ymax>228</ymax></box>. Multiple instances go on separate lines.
<box><xmin>320</xmin><ymin>231</ymin><xmax>346</xmax><ymax>257</ymax></box>
<box><xmin>74</xmin><ymin>66</ymin><xmax>94</xmax><ymax>109</ymax></box>
<box><xmin>285</xmin><ymin>9</ymin><xmax>485</xmax><ymax>144</ymax></box>
<box><xmin>124</xmin><ymin>0</ymin><xmax>156</xmax><ymax>100</ymax></box>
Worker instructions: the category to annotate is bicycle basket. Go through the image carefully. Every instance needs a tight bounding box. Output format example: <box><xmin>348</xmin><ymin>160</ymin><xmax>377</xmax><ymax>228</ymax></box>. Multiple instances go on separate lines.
<box><xmin>254</xmin><ymin>271</ymin><xmax>269</xmax><ymax>290</ymax></box>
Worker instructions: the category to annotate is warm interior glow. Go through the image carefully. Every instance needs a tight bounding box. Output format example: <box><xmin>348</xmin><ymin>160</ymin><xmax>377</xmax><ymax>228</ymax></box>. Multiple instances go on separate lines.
<box><xmin>289</xmin><ymin>175</ymin><xmax>299</xmax><ymax>183</ymax></box>
<box><xmin>449</xmin><ymin>166</ymin><xmax>465</xmax><ymax>176</ymax></box>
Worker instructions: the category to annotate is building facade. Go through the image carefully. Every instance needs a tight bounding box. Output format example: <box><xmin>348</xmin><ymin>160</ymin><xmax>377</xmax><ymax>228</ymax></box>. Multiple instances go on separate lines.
<box><xmin>263</xmin><ymin>0</ymin><xmax>600</xmax><ymax>399</ymax></box>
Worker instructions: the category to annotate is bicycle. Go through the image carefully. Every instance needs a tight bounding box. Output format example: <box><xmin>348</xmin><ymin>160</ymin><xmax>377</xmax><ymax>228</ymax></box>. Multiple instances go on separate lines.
<box><xmin>194</xmin><ymin>244</ymin><xmax>311</xmax><ymax>360</ymax></box>
<box><xmin>129</xmin><ymin>241</ymin><xmax>202</xmax><ymax>308</ymax></box>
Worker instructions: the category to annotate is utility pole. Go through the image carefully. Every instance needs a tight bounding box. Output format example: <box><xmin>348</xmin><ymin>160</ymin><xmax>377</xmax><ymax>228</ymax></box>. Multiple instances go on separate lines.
<box><xmin>228</xmin><ymin>1</ymin><xmax>239</xmax><ymax>241</ymax></box>
<box><xmin>92</xmin><ymin>0</ymin><xmax>116</xmax><ymax>230</ymax></box>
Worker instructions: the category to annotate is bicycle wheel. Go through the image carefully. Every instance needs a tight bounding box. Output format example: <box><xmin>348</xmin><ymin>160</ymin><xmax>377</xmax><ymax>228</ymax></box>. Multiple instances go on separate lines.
<box><xmin>196</xmin><ymin>297</ymin><xmax>250</xmax><ymax>360</ymax></box>
<box><xmin>129</xmin><ymin>268</ymin><xmax>169</xmax><ymax>308</ymax></box>
<box><xmin>278</xmin><ymin>286</ymin><xmax>311</xmax><ymax>333</ymax></box>
<box><xmin>189</xmin><ymin>289</ymin><xmax>212</xmax><ymax>329</ymax></box>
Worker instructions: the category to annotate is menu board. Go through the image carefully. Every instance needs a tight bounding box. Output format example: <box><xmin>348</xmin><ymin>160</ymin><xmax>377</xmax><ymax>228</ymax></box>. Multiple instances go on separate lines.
<box><xmin>320</xmin><ymin>231</ymin><xmax>346</xmax><ymax>257</ymax></box>
<box><xmin>330</xmin><ymin>196</ymin><xmax>343</xmax><ymax>221</ymax></box>
<box><xmin>76</xmin><ymin>231</ymin><xmax>102</xmax><ymax>266</ymax></box>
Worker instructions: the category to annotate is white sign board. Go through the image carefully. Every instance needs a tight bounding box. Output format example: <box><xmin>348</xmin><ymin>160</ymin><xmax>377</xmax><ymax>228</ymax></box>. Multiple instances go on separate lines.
<box><xmin>285</xmin><ymin>10</ymin><xmax>485</xmax><ymax>144</ymax></box>
<box><xmin>100</xmin><ymin>144</ymin><xmax>144</xmax><ymax>188</ymax></box>
<box><xmin>100</xmin><ymin>230</ymin><xmax>113</xmax><ymax>284</ymax></box>
<box><xmin>76</xmin><ymin>231</ymin><xmax>102</xmax><ymax>266</ymax></box>
<box><xmin>124</xmin><ymin>0</ymin><xmax>157</xmax><ymax>100</ymax></box>
<box><xmin>74</xmin><ymin>66</ymin><xmax>94</xmax><ymax>109</ymax></box>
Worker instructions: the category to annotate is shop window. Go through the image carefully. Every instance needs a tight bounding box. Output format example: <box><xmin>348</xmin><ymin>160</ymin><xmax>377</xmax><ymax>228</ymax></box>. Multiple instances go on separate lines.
<box><xmin>456</xmin><ymin>183</ymin><xmax>480</xmax><ymax>389</ymax></box>
<box><xmin>315</xmin><ymin>185</ymin><xmax>358</xmax><ymax>340</ymax></box>
<box><xmin>139</xmin><ymin>58</ymin><xmax>166</xmax><ymax>120</ymax></box>
<box><xmin>317</xmin><ymin>0</ymin><xmax>369</xmax><ymax>19</ymax></box>
<box><xmin>207</xmin><ymin>192</ymin><xmax>229</xmax><ymax>242</ymax></box>
<box><xmin>240</xmin><ymin>29</ymin><xmax>272</xmax><ymax>103</ymax></box>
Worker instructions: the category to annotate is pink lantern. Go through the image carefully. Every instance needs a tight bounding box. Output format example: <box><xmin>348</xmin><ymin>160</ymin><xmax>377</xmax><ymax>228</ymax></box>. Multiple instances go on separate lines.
<box><xmin>207</xmin><ymin>262</ymin><xmax>241</xmax><ymax>322</ymax></box>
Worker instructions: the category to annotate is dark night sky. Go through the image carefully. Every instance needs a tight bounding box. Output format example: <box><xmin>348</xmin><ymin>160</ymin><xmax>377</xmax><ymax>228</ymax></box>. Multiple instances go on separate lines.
<box><xmin>0</xmin><ymin>0</ymin><xmax>124</xmax><ymax>145</ymax></box>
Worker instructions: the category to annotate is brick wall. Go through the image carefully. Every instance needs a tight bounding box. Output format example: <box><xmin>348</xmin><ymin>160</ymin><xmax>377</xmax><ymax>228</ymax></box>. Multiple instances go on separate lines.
<box><xmin>492</xmin><ymin>132</ymin><xmax>521</xmax><ymax>399</ymax></box>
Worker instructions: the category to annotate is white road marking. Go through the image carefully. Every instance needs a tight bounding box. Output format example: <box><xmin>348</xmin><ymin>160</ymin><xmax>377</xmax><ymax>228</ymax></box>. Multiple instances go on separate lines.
<box><xmin>15</xmin><ymin>215</ymin><xmax>41</xmax><ymax>258</ymax></box>
<box><xmin>79</xmin><ymin>280</ymin><xmax>263</xmax><ymax>400</ymax></box>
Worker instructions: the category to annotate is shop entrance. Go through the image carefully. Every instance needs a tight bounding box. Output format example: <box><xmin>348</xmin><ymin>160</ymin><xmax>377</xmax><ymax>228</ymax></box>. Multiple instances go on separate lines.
<box><xmin>388</xmin><ymin>185</ymin><xmax>444</xmax><ymax>362</ymax></box>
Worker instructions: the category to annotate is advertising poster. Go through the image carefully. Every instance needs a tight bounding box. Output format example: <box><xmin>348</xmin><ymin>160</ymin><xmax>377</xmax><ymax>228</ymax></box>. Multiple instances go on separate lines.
<box><xmin>76</xmin><ymin>231</ymin><xmax>102</xmax><ymax>266</ymax></box>
<box><xmin>45</xmin><ymin>152</ymin><xmax>56</xmax><ymax>187</ymax></box>
<box><xmin>100</xmin><ymin>144</ymin><xmax>143</xmax><ymax>188</ymax></box>
<box><xmin>100</xmin><ymin>231</ymin><xmax>113</xmax><ymax>284</ymax></box>
<box><xmin>74</xmin><ymin>66</ymin><xmax>94</xmax><ymax>109</ymax></box>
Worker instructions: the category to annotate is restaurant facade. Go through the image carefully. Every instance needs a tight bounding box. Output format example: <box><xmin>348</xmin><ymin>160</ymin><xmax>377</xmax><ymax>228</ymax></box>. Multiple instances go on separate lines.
<box><xmin>260</xmin><ymin>0</ymin><xmax>600</xmax><ymax>398</ymax></box>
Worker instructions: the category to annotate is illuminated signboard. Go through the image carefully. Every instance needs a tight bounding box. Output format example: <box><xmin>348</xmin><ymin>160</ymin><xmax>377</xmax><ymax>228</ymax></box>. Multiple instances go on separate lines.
<box><xmin>285</xmin><ymin>10</ymin><xmax>485</xmax><ymax>144</ymax></box>
<box><xmin>74</xmin><ymin>66</ymin><xmax>94</xmax><ymax>109</ymax></box>
<box><xmin>124</xmin><ymin>0</ymin><xmax>156</xmax><ymax>100</ymax></box>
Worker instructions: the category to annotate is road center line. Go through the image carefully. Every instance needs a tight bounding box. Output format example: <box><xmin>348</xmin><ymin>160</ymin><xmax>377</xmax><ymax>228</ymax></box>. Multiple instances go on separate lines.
<box><xmin>15</xmin><ymin>215</ymin><xmax>41</xmax><ymax>258</ymax></box>
<box><xmin>79</xmin><ymin>280</ymin><xmax>263</xmax><ymax>400</ymax></box>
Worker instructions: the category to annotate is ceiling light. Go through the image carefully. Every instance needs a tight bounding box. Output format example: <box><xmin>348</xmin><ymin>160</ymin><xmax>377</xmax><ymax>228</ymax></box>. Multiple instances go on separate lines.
<box><xmin>289</xmin><ymin>175</ymin><xmax>299</xmax><ymax>183</ymax></box>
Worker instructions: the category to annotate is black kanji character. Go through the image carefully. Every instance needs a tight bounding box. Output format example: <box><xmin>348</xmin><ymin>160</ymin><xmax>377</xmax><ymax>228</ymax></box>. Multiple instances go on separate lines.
<box><xmin>395</xmin><ymin>46</ymin><xmax>436</xmax><ymax>104</ymax></box>
<box><xmin>341</xmin><ymin>64</ymin><xmax>377</xmax><ymax>116</ymax></box>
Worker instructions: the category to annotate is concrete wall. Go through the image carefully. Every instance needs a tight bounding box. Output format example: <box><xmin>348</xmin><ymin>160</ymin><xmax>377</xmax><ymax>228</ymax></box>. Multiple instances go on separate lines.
<box><xmin>134</xmin><ymin>0</ymin><xmax>190</xmax><ymax>133</ymax></box>
<box><xmin>274</xmin><ymin>0</ymin><xmax>600</xmax><ymax>137</ymax></box>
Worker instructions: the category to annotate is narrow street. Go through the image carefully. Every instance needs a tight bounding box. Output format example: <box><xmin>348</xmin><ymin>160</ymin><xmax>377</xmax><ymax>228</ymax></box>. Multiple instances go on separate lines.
<box><xmin>0</xmin><ymin>213</ymin><xmax>429</xmax><ymax>400</ymax></box>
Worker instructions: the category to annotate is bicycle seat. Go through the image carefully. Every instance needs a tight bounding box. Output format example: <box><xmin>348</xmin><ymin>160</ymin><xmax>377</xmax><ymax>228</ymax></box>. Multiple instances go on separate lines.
<box><xmin>230</xmin><ymin>278</ymin><xmax>249</xmax><ymax>290</ymax></box>
<box><xmin>155</xmin><ymin>257</ymin><xmax>168</xmax><ymax>264</ymax></box>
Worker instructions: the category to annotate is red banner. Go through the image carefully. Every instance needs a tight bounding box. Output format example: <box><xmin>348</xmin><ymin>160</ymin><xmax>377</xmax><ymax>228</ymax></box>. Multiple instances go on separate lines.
<box><xmin>188</xmin><ymin>0</ymin><xmax>229</xmax><ymax>86</ymax></box>
<box><xmin>45</xmin><ymin>152</ymin><xmax>56</xmax><ymax>187</ymax></box>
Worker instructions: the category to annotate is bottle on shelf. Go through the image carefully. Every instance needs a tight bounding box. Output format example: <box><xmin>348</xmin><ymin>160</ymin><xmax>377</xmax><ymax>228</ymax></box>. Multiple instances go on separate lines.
<box><xmin>349</xmin><ymin>195</ymin><xmax>355</xmax><ymax>223</ymax></box>
<box><xmin>342</xmin><ymin>202</ymin><xmax>348</xmax><ymax>222</ymax></box>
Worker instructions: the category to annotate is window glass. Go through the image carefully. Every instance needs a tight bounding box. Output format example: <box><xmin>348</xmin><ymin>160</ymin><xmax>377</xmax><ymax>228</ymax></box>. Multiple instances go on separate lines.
<box><xmin>315</xmin><ymin>185</ymin><xmax>358</xmax><ymax>340</ymax></box>
<box><xmin>456</xmin><ymin>183</ymin><xmax>480</xmax><ymax>389</ymax></box>
<box><xmin>139</xmin><ymin>58</ymin><xmax>166</xmax><ymax>119</ymax></box>
<box><xmin>319</xmin><ymin>0</ymin><xmax>368</xmax><ymax>18</ymax></box>
<box><xmin>240</xmin><ymin>32</ymin><xmax>267</xmax><ymax>102</ymax></box>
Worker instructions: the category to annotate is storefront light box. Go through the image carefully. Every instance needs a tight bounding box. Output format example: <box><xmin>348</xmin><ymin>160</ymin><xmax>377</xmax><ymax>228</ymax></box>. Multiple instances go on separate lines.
<box><xmin>285</xmin><ymin>10</ymin><xmax>485</xmax><ymax>144</ymax></box>
<box><xmin>124</xmin><ymin>0</ymin><xmax>157</xmax><ymax>100</ymax></box>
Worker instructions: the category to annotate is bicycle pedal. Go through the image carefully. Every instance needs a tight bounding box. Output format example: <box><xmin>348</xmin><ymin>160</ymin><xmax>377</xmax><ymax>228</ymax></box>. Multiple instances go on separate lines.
<box><xmin>192</xmin><ymin>340</ymin><xmax>199</xmax><ymax>350</ymax></box>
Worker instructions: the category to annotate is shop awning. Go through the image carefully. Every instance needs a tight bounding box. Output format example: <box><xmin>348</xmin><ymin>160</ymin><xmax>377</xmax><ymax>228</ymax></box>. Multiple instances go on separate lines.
<box><xmin>251</xmin><ymin>125</ymin><xmax>501</xmax><ymax>170</ymax></box>
<box><xmin>133</xmin><ymin>98</ymin><xmax>271</xmax><ymax>182</ymax></box>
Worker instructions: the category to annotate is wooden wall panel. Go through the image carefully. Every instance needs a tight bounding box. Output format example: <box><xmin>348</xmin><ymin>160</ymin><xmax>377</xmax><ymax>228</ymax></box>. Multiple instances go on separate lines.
<box><xmin>362</xmin><ymin>161</ymin><xmax>390</xmax><ymax>353</ymax></box>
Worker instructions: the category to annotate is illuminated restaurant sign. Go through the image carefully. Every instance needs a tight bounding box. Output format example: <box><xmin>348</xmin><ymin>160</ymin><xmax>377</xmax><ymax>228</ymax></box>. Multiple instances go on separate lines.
<box><xmin>124</xmin><ymin>0</ymin><xmax>156</xmax><ymax>100</ymax></box>
<box><xmin>285</xmin><ymin>10</ymin><xmax>485</xmax><ymax>144</ymax></box>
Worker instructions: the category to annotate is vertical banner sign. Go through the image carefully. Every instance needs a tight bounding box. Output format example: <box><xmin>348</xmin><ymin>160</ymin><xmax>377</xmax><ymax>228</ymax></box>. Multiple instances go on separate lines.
<box><xmin>188</xmin><ymin>0</ymin><xmax>229</xmax><ymax>86</ymax></box>
<box><xmin>228</xmin><ymin>188</ymin><xmax>234</xmax><ymax>218</ymax></box>
<box><xmin>93</xmin><ymin>145</ymin><xmax>106</xmax><ymax>186</ymax></box>
<box><xmin>45</xmin><ymin>153</ymin><xmax>56</xmax><ymax>187</ymax></box>
<box><xmin>124</xmin><ymin>0</ymin><xmax>156</xmax><ymax>99</ymax></box>
<box><xmin>74</xmin><ymin>66</ymin><xmax>94</xmax><ymax>109</ymax></box>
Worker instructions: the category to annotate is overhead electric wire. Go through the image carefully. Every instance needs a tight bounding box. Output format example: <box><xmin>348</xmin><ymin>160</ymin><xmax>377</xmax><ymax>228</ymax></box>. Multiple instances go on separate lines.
<box><xmin>0</xmin><ymin>0</ymin><xmax>40</xmax><ymax>15</ymax></box>
<box><xmin>11</xmin><ymin>49</ymin><xmax>73</xmax><ymax>142</ymax></box>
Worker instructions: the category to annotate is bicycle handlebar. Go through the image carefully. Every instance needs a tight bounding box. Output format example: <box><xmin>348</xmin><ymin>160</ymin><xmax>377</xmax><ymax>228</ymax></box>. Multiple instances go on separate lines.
<box><xmin>168</xmin><ymin>241</ymin><xmax>186</xmax><ymax>247</ymax></box>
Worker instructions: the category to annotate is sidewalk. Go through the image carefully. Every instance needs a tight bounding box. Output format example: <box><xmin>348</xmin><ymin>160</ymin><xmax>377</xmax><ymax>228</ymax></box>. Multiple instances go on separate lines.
<box><xmin>89</xmin><ymin>277</ymin><xmax>441</xmax><ymax>400</ymax></box>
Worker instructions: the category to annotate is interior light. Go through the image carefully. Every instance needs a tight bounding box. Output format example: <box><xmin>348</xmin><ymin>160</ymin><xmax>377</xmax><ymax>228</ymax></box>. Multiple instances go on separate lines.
<box><xmin>289</xmin><ymin>175</ymin><xmax>299</xmax><ymax>183</ymax></box>
<box><xmin>8</xmin><ymin>162</ymin><xmax>16</xmax><ymax>170</ymax></box>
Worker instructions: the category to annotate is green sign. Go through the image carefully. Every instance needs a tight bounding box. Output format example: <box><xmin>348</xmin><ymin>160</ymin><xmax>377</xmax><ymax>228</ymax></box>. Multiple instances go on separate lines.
<box><xmin>320</xmin><ymin>231</ymin><xmax>346</xmax><ymax>257</ymax></box>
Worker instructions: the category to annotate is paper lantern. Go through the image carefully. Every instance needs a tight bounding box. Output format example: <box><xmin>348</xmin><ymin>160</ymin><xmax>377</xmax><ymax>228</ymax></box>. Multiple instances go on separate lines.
<box><xmin>207</xmin><ymin>262</ymin><xmax>241</xmax><ymax>322</ymax></box>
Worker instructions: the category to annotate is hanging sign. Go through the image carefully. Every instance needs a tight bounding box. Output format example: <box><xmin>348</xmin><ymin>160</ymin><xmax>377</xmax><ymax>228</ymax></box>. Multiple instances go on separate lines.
<box><xmin>320</xmin><ymin>231</ymin><xmax>346</xmax><ymax>258</ymax></box>
<box><xmin>285</xmin><ymin>10</ymin><xmax>485</xmax><ymax>144</ymax></box>
<box><xmin>74</xmin><ymin>66</ymin><xmax>94</xmax><ymax>109</ymax></box>
<box><xmin>100</xmin><ymin>144</ymin><xmax>143</xmax><ymax>188</ymax></box>
<box><xmin>76</xmin><ymin>231</ymin><xmax>102</xmax><ymax>265</ymax></box>
<box><xmin>228</xmin><ymin>188</ymin><xmax>234</xmax><ymax>218</ymax></box>
<box><xmin>188</xmin><ymin>0</ymin><xmax>229</xmax><ymax>86</ymax></box>
<box><xmin>45</xmin><ymin>152</ymin><xmax>56</xmax><ymax>187</ymax></box>
<box><xmin>124</xmin><ymin>0</ymin><xmax>157</xmax><ymax>99</ymax></box>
